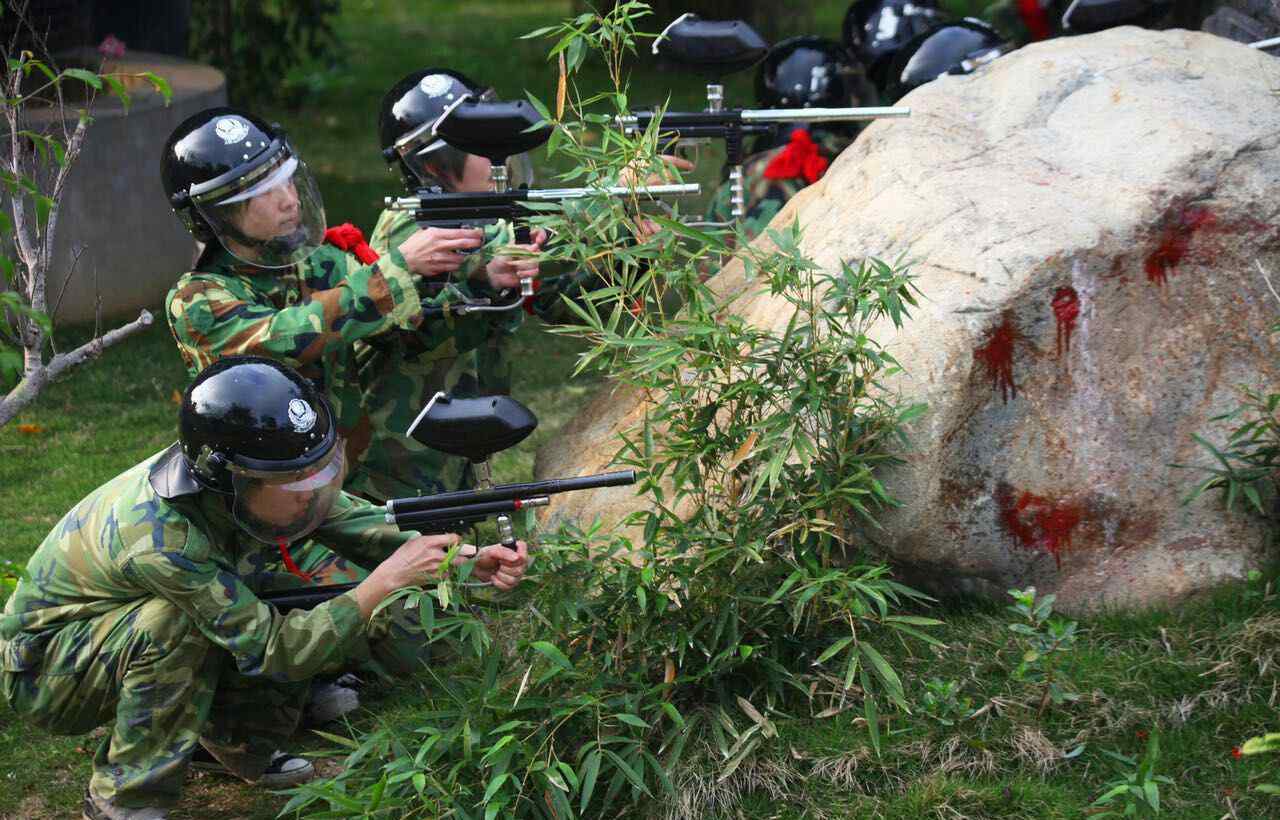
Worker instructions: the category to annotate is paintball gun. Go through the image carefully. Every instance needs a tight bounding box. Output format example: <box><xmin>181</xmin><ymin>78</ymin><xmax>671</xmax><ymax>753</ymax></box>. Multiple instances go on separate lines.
<box><xmin>259</xmin><ymin>393</ymin><xmax>636</xmax><ymax>612</ymax></box>
<box><xmin>617</xmin><ymin>14</ymin><xmax>911</xmax><ymax>221</ymax></box>
<box><xmin>384</xmin><ymin>97</ymin><xmax>701</xmax><ymax>314</ymax></box>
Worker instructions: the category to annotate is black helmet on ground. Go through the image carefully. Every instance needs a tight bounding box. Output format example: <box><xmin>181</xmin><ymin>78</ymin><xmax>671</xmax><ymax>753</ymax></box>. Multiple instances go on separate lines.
<box><xmin>843</xmin><ymin>0</ymin><xmax>950</xmax><ymax>88</ymax></box>
<box><xmin>160</xmin><ymin>106</ymin><xmax>326</xmax><ymax>269</ymax></box>
<box><xmin>883</xmin><ymin>19</ymin><xmax>1007</xmax><ymax>103</ymax></box>
<box><xmin>756</xmin><ymin>36</ymin><xmax>863</xmax><ymax>109</ymax></box>
<box><xmin>378</xmin><ymin>68</ymin><xmax>496</xmax><ymax>189</ymax></box>
<box><xmin>177</xmin><ymin>356</ymin><xmax>343</xmax><ymax>544</ymax></box>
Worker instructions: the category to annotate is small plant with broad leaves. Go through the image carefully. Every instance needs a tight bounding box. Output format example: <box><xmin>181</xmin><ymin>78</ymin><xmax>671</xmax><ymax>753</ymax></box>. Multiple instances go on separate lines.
<box><xmin>919</xmin><ymin>677</ymin><xmax>973</xmax><ymax>727</ymax></box>
<box><xmin>1239</xmin><ymin>731</ymin><xmax>1280</xmax><ymax>798</ymax></box>
<box><xmin>283</xmin><ymin>3</ymin><xmax>941</xmax><ymax>817</ymax></box>
<box><xmin>1006</xmin><ymin>587</ymin><xmax>1080</xmax><ymax>715</ymax></box>
<box><xmin>1088</xmin><ymin>733</ymin><xmax>1174</xmax><ymax>818</ymax></box>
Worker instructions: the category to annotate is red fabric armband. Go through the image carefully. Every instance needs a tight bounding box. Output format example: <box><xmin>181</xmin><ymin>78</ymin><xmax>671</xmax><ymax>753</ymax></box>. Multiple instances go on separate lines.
<box><xmin>763</xmin><ymin>129</ymin><xmax>830</xmax><ymax>186</ymax></box>
<box><xmin>323</xmin><ymin>223</ymin><xmax>380</xmax><ymax>265</ymax></box>
<box><xmin>522</xmin><ymin>277</ymin><xmax>543</xmax><ymax>315</ymax></box>
<box><xmin>1017</xmin><ymin>0</ymin><xmax>1052</xmax><ymax>41</ymax></box>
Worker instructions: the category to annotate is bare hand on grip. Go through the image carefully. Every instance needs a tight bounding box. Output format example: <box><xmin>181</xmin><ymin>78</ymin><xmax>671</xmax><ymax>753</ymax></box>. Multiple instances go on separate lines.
<box><xmin>398</xmin><ymin>227</ymin><xmax>484</xmax><ymax>277</ymax></box>
<box><xmin>485</xmin><ymin>229</ymin><xmax>546</xmax><ymax>290</ymax></box>
<box><xmin>355</xmin><ymin>533</ymin><xmax>468</xmax><ymax>618</ymax></box>
<box><xmin>470</xmin><ymin>540</ymin><xmax>530</xmax><ymax>591</ymax></box>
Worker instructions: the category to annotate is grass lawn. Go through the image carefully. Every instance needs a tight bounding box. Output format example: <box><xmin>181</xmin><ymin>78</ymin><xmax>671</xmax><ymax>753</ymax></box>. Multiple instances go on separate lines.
<box><xmin>2</xmin><ymin>1</ymin><xmax>1278</xmax><ymax>818</ymax></box>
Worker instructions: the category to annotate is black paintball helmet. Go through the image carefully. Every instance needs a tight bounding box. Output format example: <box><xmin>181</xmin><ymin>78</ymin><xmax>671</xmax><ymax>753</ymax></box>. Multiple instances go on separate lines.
<box><xmin>161</xmin><ymin>107</ymin><xmax>326</xmax><ymax>269</ymax></box>
<box><xmin>378</xmin><ymin>68</ymin><xmax>512</xmax><ymax>189</ymax></box>
<box><xmin>756</xmin><ymin>36</ymin><xmax>863</xmax><ymax>109</ymax></box>
<box><xmin>180</xmin><ymin>357</ymin><xmax>344</xmax><ymax>544</ymax></box>
<box><xmin>883</xmin><ymin>19</ymin><xmax>1006</xmax><ymax>103</ymax></box>
<box><xmin>843</xmin><ymin>0</ymin><xmax>950</xmax><ymax>89</ymax></box>
<box><xmin>1060</xmin><ymin>0</ymin><xmax>1173</xmax><ymax>33</ymax></box>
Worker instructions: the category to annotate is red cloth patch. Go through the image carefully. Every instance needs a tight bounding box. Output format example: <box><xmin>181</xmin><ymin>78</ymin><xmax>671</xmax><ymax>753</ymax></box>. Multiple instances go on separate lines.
<box><xmin>277</xmin><ymin>537</ymin><xmax>313</xmax><ymax>582</ymax></box>
<box><xmin>763</xmin><ymin>129</ymin><xmax>830</xmax><ymax>186</ymax></box>
<box><xmin>1017</xmin><ymin>0</ymin><xmax>1052</xmax><ymax>41</ymax></box>
<box><xmin>324</xmin><ymin>222</ymin><xmax>380</xmax><ymax>265</ymax></box>
<box><xmin>522</xmin><ymin>277</ymin><xmax>543</xmax><ymax>315</ymax></box>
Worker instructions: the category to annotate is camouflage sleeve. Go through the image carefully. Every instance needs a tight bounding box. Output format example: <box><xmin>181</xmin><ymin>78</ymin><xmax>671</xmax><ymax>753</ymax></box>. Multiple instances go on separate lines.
<box><xmin>166</xmin><ymin>252</ymin><xmax>423</xmax><ymax>373</ymax></box>
<box><xmin>311</xmin><ymin>491</ymin><xmax>415</xmax><ymax>570</ymax></box>
<box><xmin>370</xmin><ymin>209</ymin><xmax>524</xmax><ymax>337</ymax></box>
<box><xmin>119</xmin><ymin>529</ymin><xmax>367</xmax><ymax>683</ymax></box>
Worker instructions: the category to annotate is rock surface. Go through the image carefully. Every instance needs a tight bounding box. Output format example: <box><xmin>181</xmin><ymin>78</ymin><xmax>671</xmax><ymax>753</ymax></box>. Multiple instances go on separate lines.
<box><xmin>535</xmin><ymin>27</ymin><xmax>1280</xmax><ymax>612</ymax></box>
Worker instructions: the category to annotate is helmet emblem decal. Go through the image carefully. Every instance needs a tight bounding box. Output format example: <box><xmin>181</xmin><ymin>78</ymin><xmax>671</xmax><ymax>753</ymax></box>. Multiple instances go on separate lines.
<box><xmin>288</xmin><ymin>399</ymin><xmax>317</xmax><ymax>433</ymax></box>
<box><xmin>215</xmin><ymin>117</ymin><xmax>251</xmax><ymax>145</ymax></box>
<box><xmin>419</xmin><ymin>74</ymin><xmax>452</xmax><ymax>97</ymax></box>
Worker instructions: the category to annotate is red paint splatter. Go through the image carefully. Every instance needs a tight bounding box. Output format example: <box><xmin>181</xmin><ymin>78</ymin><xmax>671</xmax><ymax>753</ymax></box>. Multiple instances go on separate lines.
<box><xmin>1051</xmin><ymin>287</ymin><xmax>1080</xmax><ymax>357</ymax></box>
<box><xmin>995</xmin><ymin>483</ymin><xmax>1084</xmax><ymax>569</ymax></box>
<box><xmin>1144</xmin><ymin>206</ymin><xmax>1217</xmax><ymax>285</ymax></box>
<box><xmin>974</xmin><ymin>314</ymin><xmax>1020</xmax><ymax>403</ymax></box>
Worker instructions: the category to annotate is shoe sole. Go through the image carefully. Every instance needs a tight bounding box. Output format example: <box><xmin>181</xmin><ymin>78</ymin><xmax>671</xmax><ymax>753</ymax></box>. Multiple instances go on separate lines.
<box><xmin>189</xmin><ymin>756</ymin><xmax>314</xmax><ymax>787</ymax></box>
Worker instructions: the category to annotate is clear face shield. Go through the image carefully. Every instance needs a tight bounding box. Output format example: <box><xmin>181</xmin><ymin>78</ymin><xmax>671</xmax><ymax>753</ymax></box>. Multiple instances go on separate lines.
<box><xmin>193</xmin><ymin>150</ymin><xmax>327</xmax><ymax>269</ymax></box>
<box><xmin>230</xmin><ymin>441</ymin><xmax>345</xmax><ymax>544</ymax></box>
<box><xmin>504</xmin><ymin>152</ymin><xmax>535</xmax><ymax>189</ymax></box>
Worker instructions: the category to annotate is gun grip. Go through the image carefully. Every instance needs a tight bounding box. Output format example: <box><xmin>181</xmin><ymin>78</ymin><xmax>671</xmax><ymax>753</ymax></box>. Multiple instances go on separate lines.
<box><xmin>496</xmin><ymin>513</ymin><xmax>518</xmax><ymax>549</ymax></box>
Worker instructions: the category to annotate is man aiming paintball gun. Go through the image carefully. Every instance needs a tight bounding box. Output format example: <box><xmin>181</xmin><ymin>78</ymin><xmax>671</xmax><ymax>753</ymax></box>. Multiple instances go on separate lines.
<box><xmin>0</xmin><ymin>357</ymin><xmax>530</xmax><ymax>820</ymax></box>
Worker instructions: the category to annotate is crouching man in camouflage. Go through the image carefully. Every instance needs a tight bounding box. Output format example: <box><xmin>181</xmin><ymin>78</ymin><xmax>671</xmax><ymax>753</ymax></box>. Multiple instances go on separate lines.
<box><xmin>0</xmin><ymin>357</ymin><xmax>529</xmax><ymax>820</ymax></box>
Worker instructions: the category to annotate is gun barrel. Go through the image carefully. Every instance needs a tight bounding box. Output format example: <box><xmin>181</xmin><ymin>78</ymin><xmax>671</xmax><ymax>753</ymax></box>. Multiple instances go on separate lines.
<box><xmin>385</xmin><ymin>184</ymin><xmax>700</xmax><ymax>213</ymax></box>
<box><xmin>260</xmin><ymin>582</ymin><xmax>359</xmax><ymax>613</ymax></box>
<box><xmin>739</xmin><ymin>106</ymin><xmax>910</xmax><ymax>123</ymax></box>
<box><xmin>386</xmin><ymin>469</ymin><xmax>637</xmax><ymax>517</ymax></box>
<box><xmin>389</xmin><ymin>496</ymin><xmax>551</xmax><ymax>529</ymax></box>
<box><xmin>527</xmin><ymin>183</ymin><xmax>701</xmax><ymax>200</ymax></box>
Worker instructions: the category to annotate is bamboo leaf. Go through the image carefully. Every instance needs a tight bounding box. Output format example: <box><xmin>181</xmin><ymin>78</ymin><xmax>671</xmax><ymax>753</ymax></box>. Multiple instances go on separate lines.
<box><xmin>531</xmin><ymin>640</ymin><xmax>574</xmax><ymax>671</ymax></box>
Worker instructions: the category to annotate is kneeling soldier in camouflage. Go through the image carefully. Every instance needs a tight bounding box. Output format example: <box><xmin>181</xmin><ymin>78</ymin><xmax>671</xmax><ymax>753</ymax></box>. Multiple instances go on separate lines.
<box><xmin>0</xmin><ymin>357</ymin><xmax>529</xmax><ymax>820</ymax></box>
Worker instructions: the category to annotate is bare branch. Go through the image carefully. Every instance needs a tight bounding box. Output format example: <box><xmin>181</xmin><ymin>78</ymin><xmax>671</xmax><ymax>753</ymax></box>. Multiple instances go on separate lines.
<box><xmin>48</xmin><ymin>243</ymin><xmax>84</xmax><ymax>325</ymax></box>
<box><xmin>1256</xmin><ymin>260</ymin><xmax>1280</xmax><ymax>308</ymax></box>
<box><xmin>0</xmin><ymin>309</ymin><xmax>153</xmax><ymax>426</ymax></box>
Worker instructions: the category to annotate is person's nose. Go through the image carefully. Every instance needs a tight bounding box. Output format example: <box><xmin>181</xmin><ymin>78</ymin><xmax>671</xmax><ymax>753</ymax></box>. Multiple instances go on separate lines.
<box><xmin>274</xmin><ymin>183</ymin><xmax>299</xmax><ymax>213</ymax></box>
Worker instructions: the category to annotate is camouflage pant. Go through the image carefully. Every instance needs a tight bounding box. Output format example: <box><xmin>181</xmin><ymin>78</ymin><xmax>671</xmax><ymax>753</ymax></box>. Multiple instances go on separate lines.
<box><xmin>0</xmin><ymin>542</ymin><xmax>431</xmax><ymax>809</ymax></box>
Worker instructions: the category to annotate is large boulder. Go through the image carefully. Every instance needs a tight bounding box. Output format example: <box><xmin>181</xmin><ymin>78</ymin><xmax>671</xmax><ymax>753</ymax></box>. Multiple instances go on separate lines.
<box><xmin>535</xmin><ymin>27</ymin><xmax>1280</xmax><ymax>612</ymax></box>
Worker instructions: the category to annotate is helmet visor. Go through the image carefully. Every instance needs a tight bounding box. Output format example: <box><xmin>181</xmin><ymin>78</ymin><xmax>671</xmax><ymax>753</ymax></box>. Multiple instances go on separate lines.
<box><xmin>194</xmin><ymin>151</ymin><xmax>327</xmax><ymax>269</ymax></box>
<box><xmin>230</xmin><ymin>443</ymin><xmax>344</xmax><ymax>544</ymax></box>
<box><xmin>505</xmin><ymin>152</ymin><xmax>535</xmax><ymax>189</ymax></box>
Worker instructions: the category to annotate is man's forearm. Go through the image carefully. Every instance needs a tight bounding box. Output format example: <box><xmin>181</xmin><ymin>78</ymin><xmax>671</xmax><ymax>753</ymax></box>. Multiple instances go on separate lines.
<box><xmin>353</xmin><ymin>572</ymin><xmax>398</xmax><ymax>620</ymax></box>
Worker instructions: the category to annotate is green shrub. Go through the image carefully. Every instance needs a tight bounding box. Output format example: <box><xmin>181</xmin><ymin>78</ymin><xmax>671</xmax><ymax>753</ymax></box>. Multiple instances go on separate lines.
<box><xmin>284</xmin><ymin>4</ymin><xmax>940</xmax><ymax>817</ymax></box>
<box><xmin>1006</xmin><ymin>587</ymin><xmax>1080</xmax><ymax>715</ymax></box>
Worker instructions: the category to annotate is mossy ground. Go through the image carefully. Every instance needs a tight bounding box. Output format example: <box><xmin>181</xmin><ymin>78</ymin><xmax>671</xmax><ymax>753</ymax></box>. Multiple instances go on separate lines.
<box><xmin>3</xmin><ymin>1</ymin><xmax>1274</xmax><ymax>818</ymax></box>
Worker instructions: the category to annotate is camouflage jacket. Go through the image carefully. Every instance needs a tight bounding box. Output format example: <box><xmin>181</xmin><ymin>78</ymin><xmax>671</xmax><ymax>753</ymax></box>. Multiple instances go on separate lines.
<box><xmin>351</xmin><ymin>210</ymin><xmax>523</xmax><ymax>500</ymax></box>
<box><xmin>165</xmin><ymin>243</ymin><xmax>422</xmax><ymax>467</ymax></box>
<box><xmin>355</xmin><ymin>212</ymin><xmax>601</xmax><ymax>500</ymax></box>
<box><xmin>0</xmin><ymin>446</ymin><xmax>412</xmax><ymax>683</ymax></box>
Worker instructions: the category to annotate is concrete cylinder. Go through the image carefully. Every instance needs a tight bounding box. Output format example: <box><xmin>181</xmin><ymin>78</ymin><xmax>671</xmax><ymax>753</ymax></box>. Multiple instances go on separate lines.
<box><xmin>27</xmin><ymin>51</ymin><xmax>225</xmax><ymax>325</ymax></box>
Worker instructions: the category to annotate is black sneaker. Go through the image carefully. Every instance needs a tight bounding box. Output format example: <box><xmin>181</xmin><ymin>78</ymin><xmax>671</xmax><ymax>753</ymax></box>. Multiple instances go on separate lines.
<box><xmin>190</xmin><ymin>745</ymin><xmax>315</xmax><ymax>787</ymax></box>
<box><xmin>303</xmin><ymin>678</ymin><xmax>360</xmax><ymax>727</ymax></box>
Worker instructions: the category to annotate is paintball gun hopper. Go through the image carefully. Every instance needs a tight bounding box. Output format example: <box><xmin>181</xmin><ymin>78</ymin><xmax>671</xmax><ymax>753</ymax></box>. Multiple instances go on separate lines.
<box><xmin>434</xmin><ymin>99</ymin><xmax>551</xmax><ymax>164</ymax></box>
<box><xmin>654</xmin><ymin>13</ymin><xmax>769</xmax><ymax>78</ymax></box>
<box><xmin>407</xmin><ymin>393</ymin><xmax>537</xmax><ymax>461</ymax></box>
